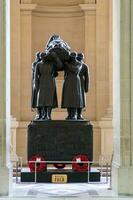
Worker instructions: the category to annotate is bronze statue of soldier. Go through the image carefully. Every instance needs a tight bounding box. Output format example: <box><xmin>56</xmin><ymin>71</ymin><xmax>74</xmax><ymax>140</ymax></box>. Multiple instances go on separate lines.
<box><xmin>32</xmin><ymin>35</ymin><xmax>89</xmax><ymax>121</ymax></box>
<box><xmin>34</xmin><ymin>52</ymin><xmax>58</xmax><ymax>120</ymax></box>
<box><xmin>61</xmin><ymin>52</ymin><xmax>83</xmax><ymax>120</ymax></box>
<box><xmin>76</xmin><ymin>53</ymin><xmax>89</xmax><ymax>120</ymax></box>
<box><xmin>31</xmin><ymin>51</ymin><xmax>42</xmax><ymax>119</ymax></box>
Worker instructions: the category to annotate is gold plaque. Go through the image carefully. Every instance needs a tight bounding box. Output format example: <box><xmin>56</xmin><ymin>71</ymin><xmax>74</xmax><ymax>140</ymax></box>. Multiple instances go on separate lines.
<box><xmin>52</xmin><ymin>174</ymin><xmax>67</xmax><ymax>183</ymax></box>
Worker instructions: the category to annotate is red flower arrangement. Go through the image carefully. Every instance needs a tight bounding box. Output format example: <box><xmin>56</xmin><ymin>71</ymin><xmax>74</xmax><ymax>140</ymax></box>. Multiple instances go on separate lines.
<box><xmin>28</xmin><ymin>155</ymin><xmax>46</xmax><ymax>172</ymax></box>
<box><xmin>72</xmin><ymin>154</ymin><xmax>89</xmax><ymax>172</ymax></box>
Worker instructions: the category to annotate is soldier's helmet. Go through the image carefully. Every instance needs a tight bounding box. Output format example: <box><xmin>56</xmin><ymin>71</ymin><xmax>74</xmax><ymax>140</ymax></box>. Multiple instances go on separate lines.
<box><xmin>36</xmin><ymin>51</ymin><xmax>40</xmax><ymax>59</ymax></box>
<box><xmin>70</xmin><ymin>51</ymin><xmax>77</xmax><ymax>58</ymax></box>
<box><xmin>77</xmin><ymin>53</ymin><xmax>84</xmax><ymax>59</ymax></box>
<box><xmin>40</xmin><ymin>52</ymin><xmax>47</xmax><ymax>59</ymax></box>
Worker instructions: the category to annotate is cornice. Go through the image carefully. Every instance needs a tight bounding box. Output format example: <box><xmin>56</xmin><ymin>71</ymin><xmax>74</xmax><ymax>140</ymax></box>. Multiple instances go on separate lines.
<box><xmin>20</xmin><ymin>3</ymin><xmax>97</xmax><ymax>17</ymax></box>
<box><xmin>20</xmin><ymin>3</ymin><xmax>37</xmax><ymax>11</ymax></box>
<box><xmin>33</xmin><ymin>5</ymin><xmax>84</xmax><ymax>18</ymax></box>
<box><xmin>20</xmin><ymin>0</ymin><xmax>96</xmax><ymax>6</ymax></box>
<box><xmin>80</xmin><ymin>3</ymin><xmax>96</xmax><ymax>15</ymax></box>
<box><xmin>80</xmin><ymin>3</ymin><xmax>96</xmax><ymax>10</ymax></box>
<box><xmin>36</xmin><ymin>5</ymin><xmax>82</xmax><ymax>13</ymax></box>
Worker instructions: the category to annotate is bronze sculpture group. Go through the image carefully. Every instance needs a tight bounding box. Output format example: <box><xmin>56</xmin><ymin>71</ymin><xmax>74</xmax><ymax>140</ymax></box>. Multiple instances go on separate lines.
<box><xmin>31</xmin><ymin>34</ymin><xmax>89</xmax><ymax>120</ymax></box>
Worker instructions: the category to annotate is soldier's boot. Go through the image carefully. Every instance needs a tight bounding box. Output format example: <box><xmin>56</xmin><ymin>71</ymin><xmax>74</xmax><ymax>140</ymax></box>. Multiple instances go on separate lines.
<box><xmin>66</xmin><ymin>108</ymin><xmax>71</xmax><ymax>120</ymax></box>
<box><xmin>70</xmin><ymin>108</ymin><xmax>77</xmax><ymax>120</ymax></box>
<box><xmin>77</xmin><ymin>108</ymin><xmax>84</xmax><ymax>120</ymax></box>
<box><xmin>42</xmin><ymin>107</ymin><xmax>50</xmax><ymax>120</ymax></box>
<box><xmin>46</xmin><ymin>107</ymin><xmax>52</xmax><ymax>120</ymax></box>
<box><xmin>42</xmin><ymin>107</ymin><xmax>47</xmax><ymax>120</ymax></box>
<box><xmin>35</xmin><ymin>107</ymin><xmax>42</xmax><ymax>120</ymax></box>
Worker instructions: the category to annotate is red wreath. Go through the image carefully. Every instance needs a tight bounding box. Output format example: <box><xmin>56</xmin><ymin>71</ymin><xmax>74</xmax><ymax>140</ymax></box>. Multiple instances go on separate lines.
<box><xmin>72</xmin><ymin>154</ymin><xmax>89</xmax><ymax>172</ymax></box>
<box><xmin>28</xmin><ymin>155</ymin><xmax>46</xmax><ymax>172</ymax></box>
<box><xmin>53</xmin><ymin>163</ymin><xmax>66</xmax><ymax>169</ymax></box>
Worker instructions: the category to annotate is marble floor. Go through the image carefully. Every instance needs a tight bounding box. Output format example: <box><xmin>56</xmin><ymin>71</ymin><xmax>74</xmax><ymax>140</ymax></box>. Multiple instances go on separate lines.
<box><xmin>2</xmin><ymin>177</ymin><xmax>131</xmax><ymax>200</ymax></box>
<box><xmin>0</xmin><ymin>172</ymin><xmax>133</xmax><ymax>200</ymax></box>
<box><xmin>11</xmin><ymin>179</ymin><xmax>112</xmax><ymax>197</ymax></box>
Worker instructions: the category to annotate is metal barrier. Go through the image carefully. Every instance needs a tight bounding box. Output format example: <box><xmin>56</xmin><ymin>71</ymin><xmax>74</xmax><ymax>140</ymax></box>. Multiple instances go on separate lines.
<box><xmin>12</xmin><ymin>159</ymin><xmax>111</xmax><ymax>184</ymax></box>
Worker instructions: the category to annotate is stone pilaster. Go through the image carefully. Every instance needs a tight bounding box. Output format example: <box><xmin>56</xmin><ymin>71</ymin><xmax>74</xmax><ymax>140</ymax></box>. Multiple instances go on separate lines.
<box><xmin>10</xmin><ymin>116</ymin><xmax>18</xmax><ymax>161</ymax></box>
<box><xmin>0</xmin><ymin>0</ymin><xmax>10</xmax><ymax>196</ymax></box>
<box><xmin>11</xmin><ymin>0</ymin><xmax>21</xmax><ymax>120</ymax></box>
<box><xmin>131</xmin><ymin>0</ymin><xmax>133</xmax><ymax>169</ymax></box>
<box><xmin>112</xmin><ymin>0</ymin><xmax>133</xmax><ymax>195</ymax></box>
<box><xmin>99</xmin><ymin>118</ymin><xmax>113</xmax><ymax>156</ymax></box>
<box><xmin>108</xmin><ymin>0</ymin><xmax>113</xmax><ymax>111</ymax></box>
<box><xmin>80</xmin><ymin>3</ymin><xmax>96</xmax><ymax>120</ymax></box>
<box><xmin>20</xmin><ymin>3</ymin><xmax>37</xmax><ymax>120</ymax></box>
<box><xmin>21</xmin><ymin>0</ymin><xmax>32</xmax><ymax>3</ymax></box>
<box><xmin>95</xmin><ymin>0</ymin><xmax>110</xmax><ymax>120</ymax></box>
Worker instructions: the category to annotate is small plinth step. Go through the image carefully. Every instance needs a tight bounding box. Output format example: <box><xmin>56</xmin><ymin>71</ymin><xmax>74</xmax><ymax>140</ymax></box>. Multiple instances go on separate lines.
<box><xmin>21</xmin><ymin>168</ymin><xmax>100</xmax><ymax>183</ymax></box>
<box><xmin>89</xmin><ymin>168</ymin><xmax>100</xmax><ymax>182</ymax></box>
<box><xmin>21</xmin><ymin>170</ymin><xmax>88</xmax><ymax>183</ymax></box>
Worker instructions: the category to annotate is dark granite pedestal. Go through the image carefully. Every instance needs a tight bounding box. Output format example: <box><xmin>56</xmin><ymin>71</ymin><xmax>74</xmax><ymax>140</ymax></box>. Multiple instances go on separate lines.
<box><xmin>28</xmin><ymin>120</ymin><xmax>93</xmax><ymax>162</ymax></box>
<box><xmin>23</xmin><ymin>120</ymin><xmax>94</xmax><ymax>183</ymax></box>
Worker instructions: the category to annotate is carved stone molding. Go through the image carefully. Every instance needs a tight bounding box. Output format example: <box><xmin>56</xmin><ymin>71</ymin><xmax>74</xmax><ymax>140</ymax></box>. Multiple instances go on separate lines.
<box><xmin>34</xmin><ymin>5</ymin><xmax>84</xmax><ymax>18</ymax></box>
<box><xmin>20</xmin><ymin>0</ymin><xmax>32</xmax><ymax>3</ymax></box>
<box><xmin>20</xmin><ymin>4</ymin><xmax>84</xmax><ymax>17</ymax></box>
<box><xmin>84</xmin><ymin>0</ymin><xmax>96</xmax><ymax>3</ymax></box>
<box><xmin>20</xmin><ymin>3</ymin><xmax>37</xmax><ymax>11</ymax></box>
<box><xmin>20</xmin><ymin>2</ymin><xmax>96</xmax><ymax>17</ymax></box>
<box><xmin>80</xmin><ymin>3</ymin><xmax>96</xmax><ymax>14</ymax></box>
<box><xmin>20</xmin><ymin>0</ymin><xmax>96</xmax><ymax>5</ymax></box>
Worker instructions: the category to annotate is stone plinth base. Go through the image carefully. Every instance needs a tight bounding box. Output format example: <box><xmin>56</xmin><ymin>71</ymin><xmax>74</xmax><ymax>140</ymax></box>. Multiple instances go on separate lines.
<box><xmin>112</xmin><ymin>164</ymin><xmax>133</xmax><ymax>195</ymax></box>
<box><xmin>0</xmin><ymin>167</ymin><xmax>9</xmax><ymax>196</ymax></box>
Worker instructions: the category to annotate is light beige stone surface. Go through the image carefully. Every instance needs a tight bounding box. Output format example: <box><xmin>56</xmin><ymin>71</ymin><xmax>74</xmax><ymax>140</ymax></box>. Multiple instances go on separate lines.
<box><xmin>112</xmin><ymin>0</ymin><xmax>133</xmax><ymax>195</ymax></box>
<box><xmin>0</xmin><ymin>168</ymin><xmax>9</xmax><ymax>196</ymax></box>
<box><xmin>11</xmin><ymin>0</ymin><xmax>21</xmax><ymax>120</ymax></box>
<box><xmin>80</xmin><ymin>3</ymin><xmax>96</xmax><ymax>120</ymax></box>
<box><xmin>0</xmin><ymin>0</ymin><xmax>10</xmax><ymax>196</ymax></box>
<box><xmin>1</xmin><ymin>0</ymin><xmax>133</xmax><ymax>197</ymax></box>
<box><xmin>10</xmin><ymin>0</ymin><xmax>112</xmax><ymax>166</ymax></box>
<box><xmin>10</xmin><ymin>117</ymin><xmax>18</xmax><ymax>160</ymax></box>
<box><xmin>99</xmin><ymin>119</ymin><xmax>113</xmax><ymax>156</ymax></box>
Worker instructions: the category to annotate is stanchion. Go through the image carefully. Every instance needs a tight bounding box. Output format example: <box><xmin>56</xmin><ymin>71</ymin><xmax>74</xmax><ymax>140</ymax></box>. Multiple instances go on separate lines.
<box><xmin>14</xmin><ymin>160</ymin><xmax>102</xmax><ymax>183</ymax></box>
<box><xmin>16</xmin><ymin>161</ymin><xmax>18</xmax><ymax>183</ymax></box>
<box><xmin>106</xmin><ymin>162</ymin><xmax>109</xmax><ymax>183</ymax></box>
<box><xmin>35</xmin><ymin>161</ymin><xmax>37</xmax><ymax>183</ymax></box>
<box><xmin>88</xmin><ymin>161</ymin><xmax>90</xmax><ymax>183</ymax></box>
<box><xmin>108</xmin><ymin>153</ymin><xmax>113</xmax><ymax>190</ymax></box>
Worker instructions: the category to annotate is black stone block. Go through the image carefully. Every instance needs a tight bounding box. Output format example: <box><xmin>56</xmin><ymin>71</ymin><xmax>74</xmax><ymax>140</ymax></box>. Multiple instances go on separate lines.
<box><xmin>28</xmin><ymin>120</ymin><xmax>93</xmax><ymax>162</ymax></box>
<box><xmin>89</xmin><ymin>171</ymin><xmax>100</xmax><ymax>182</ymax></box>
<box><xmin>21</xmin><ymin>170</ymin><xmax>88</xmax><ymax>183</ymax></box>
